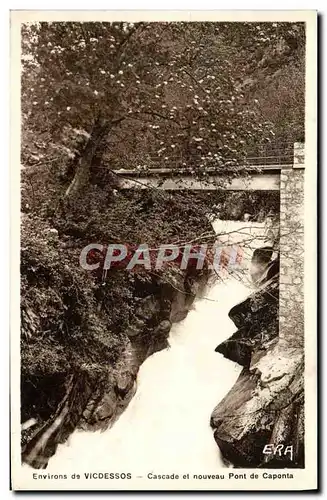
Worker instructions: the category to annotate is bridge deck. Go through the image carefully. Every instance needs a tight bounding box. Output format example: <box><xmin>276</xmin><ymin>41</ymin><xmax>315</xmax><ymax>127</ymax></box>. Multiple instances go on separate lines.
<box><xmin>114</xmin><ymin>164</ymin><xmax>292</xmax><ymax>176</ymax></box>
<box><xmin>116</xmin><ymin>174</ymin><xmax>280</xmax><ymax>191</ymax></box>
<box><xmin>113</xmin><ymin>164</ymin><xmax>292</xmax><ymax>191</ymax></box>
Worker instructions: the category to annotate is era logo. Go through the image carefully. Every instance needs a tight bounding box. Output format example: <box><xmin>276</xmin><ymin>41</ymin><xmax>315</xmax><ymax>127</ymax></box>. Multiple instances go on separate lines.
<box><xmin>263</xmin><ymin>444</ymin><xmax>293</xmax><ymax>461</ymax></box>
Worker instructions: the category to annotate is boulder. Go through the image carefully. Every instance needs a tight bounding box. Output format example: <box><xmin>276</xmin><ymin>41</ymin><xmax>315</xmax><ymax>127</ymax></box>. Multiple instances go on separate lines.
<box><xmin>250</xmin><ymin>246</ymin><xmax>273</xmax><ymax>284</ymax></box>
<box><xmin>115</xmin><ymin>371</ymin><xmax>134</xmax><ymax>396</ymax></box>
<box><xmin>155</xmin><ymin>319</ymin><xmax>172</xmax><ymax>336</ymax></box>
<box><xmin>92</xmin><ymin>392</ymin><xmax>117</xmax><ymax>422</ymax></box>
<box><xmin>216</xmin><ymin>278</ymin><xmax>279</xmax><ymax>366</ymax></box>
<box><xmin>211</xmin><ymin>345</ymin><xmax>304</xmax><ymax>468</ymax></box>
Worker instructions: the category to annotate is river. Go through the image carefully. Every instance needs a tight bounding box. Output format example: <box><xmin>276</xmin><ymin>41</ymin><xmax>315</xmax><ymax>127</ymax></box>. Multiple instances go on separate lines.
<box><xmin>47</xmin><ymin>221</ymin><xmax>265</xmax><ymax>474</ymax></box>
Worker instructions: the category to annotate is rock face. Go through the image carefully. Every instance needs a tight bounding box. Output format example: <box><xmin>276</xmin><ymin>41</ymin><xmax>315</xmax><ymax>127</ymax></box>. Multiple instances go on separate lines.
<box><xmin>22</xmin><ymin>267</ymin><xmax>208</xmax><ymax>469</ymax></box>
<box><xmin>211</xmin><ymin>263</ymin><xmax>305</xmax><ymax>468</ymax></box>
<box><xmin>215</xmin><ymin>277</ymin><xmax>279</xmax><ymax>367</ymax></box>
<box><xmin>211</xmin><ymin>345</ymin><xmax>304</xmax><ymax>468</ymax></box>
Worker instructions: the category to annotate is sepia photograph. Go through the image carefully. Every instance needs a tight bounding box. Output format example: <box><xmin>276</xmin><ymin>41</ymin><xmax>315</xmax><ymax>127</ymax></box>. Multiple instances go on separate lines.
<box><xmin>10</xmin><ymin>10</ymin><xmax>317</xmax><ymax>491</ymax></box>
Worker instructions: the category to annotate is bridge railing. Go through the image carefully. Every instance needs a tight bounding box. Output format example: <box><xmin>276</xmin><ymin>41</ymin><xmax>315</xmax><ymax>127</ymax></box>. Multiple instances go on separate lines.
<box><xmin>244</xmin><ymin>141</ymin><xmax>295</xmax><ymax>166</ymax></box>
<box><xmin>113</xmin><ymin>142</ymin><xmax>300</xmax><ymax>175</ymax></box>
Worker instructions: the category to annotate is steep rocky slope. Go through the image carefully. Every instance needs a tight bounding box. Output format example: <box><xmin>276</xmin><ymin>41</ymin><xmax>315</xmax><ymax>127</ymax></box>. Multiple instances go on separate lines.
<box><xmin>211</xmin><ymin>266</ymin><xmax>304</xmax><ymax>468</ymax></box>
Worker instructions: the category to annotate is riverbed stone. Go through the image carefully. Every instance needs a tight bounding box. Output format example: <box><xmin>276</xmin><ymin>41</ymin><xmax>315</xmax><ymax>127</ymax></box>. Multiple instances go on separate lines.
<box><xmin>155</xmin><ymin>320</ymin><xmax>172</xmax><ymax>336</ymax></box>
<box><xmin>92</xmin><ymin>392</ymin><xmax>117</xmax><ymax>422</ymax></box>
<box><xmin>115</xmin><ymin>371</ymin><xmax>134</xmax><ymax>396</ymax></box>
<box><xmin>216</xmin><ymin>277</ymin><xmax>279</xmax><ymax>366</ymax></box>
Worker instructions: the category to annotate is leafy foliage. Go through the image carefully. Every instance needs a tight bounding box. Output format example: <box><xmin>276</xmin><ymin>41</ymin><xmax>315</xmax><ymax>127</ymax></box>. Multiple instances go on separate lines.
<box><xmin>21</xmin><ymin>216</ymin><xmax>126</xmax><ymax>376</ymax></box>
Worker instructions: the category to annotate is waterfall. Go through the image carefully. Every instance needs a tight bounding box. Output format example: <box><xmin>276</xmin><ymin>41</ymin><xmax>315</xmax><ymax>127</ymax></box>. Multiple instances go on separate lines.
<box><xmin>47</xmin><ymin>221</ymin><xmax>265</xmax><ymax>474</ymax></box>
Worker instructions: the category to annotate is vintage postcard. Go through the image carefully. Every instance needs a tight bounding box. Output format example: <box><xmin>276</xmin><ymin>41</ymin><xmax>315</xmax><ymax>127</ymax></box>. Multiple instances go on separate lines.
<box><xmin>11</xmin><ymin>10</ymin><xmax>317</xmax><ymax>491</ymax></box>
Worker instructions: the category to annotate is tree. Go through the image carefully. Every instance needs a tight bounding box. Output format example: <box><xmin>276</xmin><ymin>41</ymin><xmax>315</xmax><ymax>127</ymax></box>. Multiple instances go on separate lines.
<box><xmin>22</xmin><ymin>21</ymin><xmax>299</xmax><ymax>202</ymax></box>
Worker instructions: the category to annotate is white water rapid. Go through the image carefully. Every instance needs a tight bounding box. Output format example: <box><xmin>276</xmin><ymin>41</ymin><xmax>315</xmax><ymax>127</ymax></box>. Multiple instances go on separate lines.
<box><xmin>47</xmin><ymin>221</ymin><xmax>266</xmax><ymax>476</ymax></box>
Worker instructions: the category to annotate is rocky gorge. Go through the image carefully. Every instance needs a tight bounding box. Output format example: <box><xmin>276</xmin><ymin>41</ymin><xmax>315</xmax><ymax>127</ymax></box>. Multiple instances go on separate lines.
<box><xmin>21</xmin><ymin>202</ymin><xmax>304</xmax><ymax>471</ymax></box>
<box><xmin>22</xmin><ymin>258</ymin><xmax>210</xmax><ymax>469</ymax></box>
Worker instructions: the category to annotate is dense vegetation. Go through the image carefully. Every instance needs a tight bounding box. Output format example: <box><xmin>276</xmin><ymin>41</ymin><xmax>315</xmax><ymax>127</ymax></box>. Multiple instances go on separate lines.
<box><xmin>20</xmin><ymin>21</ymin><xmax>305</xmax><ymax>432</ymax></box>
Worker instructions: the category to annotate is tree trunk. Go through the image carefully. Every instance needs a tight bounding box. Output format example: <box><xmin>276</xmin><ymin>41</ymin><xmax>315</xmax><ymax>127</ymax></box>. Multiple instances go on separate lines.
<box><xmin>65</xmin><ymin>118</ymin><xmax>110</xmax><ymax>200</ymax></box>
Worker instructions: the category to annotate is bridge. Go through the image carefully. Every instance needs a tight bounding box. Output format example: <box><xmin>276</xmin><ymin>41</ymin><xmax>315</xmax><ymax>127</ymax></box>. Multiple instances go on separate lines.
<box><xmin>115</xmin><ymin>165</ymin><xmax>281</xmax><ymax>191</ymax></box>
<box><xmin>115</xmin><ymin>142</ymin><xmax>306</xmax><ymax>356</ymax></box>
<box><xmin>114</xmin><ymin>143</ymin><xmax>304</xmax><ymax>191</ymax></box>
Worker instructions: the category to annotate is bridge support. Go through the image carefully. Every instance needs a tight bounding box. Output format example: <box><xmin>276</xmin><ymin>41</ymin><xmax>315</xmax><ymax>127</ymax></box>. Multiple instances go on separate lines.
<box><xmin>279</xmin><ymin>143</ymin><xmax>305</xmax><ymax>347</ymax></box>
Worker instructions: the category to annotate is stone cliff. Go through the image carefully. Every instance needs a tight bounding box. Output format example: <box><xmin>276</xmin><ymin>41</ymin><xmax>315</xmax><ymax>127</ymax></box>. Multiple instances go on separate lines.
<box><xmin>211</xmin><ymin>263</ymin><xmax>304</xmax><ymax>468</ymax></box>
